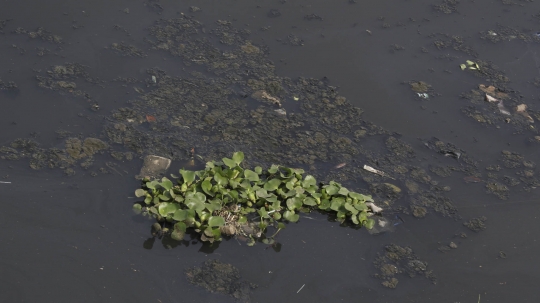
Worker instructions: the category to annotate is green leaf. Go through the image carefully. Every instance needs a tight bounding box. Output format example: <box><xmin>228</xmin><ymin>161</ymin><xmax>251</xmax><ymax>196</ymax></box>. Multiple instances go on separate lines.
<box><xmin>180</xmin><ymin>169</ymin><xmax>196</xmax><ymax>185</ymax></box>
<box><xmin>354</xmin><ymin>203</ymin><xmax>368</xmax><ymax>211</ymax></box>
<box><xmin>135</xmin><ymin>189</ymin><xmax>147</xmax><ymax>197</ymax></box>
<box><xmin>364</xmin><ymin>218</ymin><xmax>375</xmax><ymax>229</ymax></box>
<box><xmin>214</xmin><ymin>173</ymin><xmax>229</xmax><ymax>186</ymax></box>
<box><xmin>338</xmin><ymin>187</ymin><xmax>349</xmax><ymax>196</ymax></box>
<box><xmin>232</xmin><ymin>152</ymin><xmax>244</xmax><ymax>165</ymax></box>
<box><xmin>244</xmin><ymin>169</ymin><xmax>260</xmax><ymax>182</ymax></box>
<box><xmin>277</xmin><ymin>222</ymin><xmax>286</xmax><ymax>229</ymax></box>
<box><xmin>201</xmin><ymin>178</ymin><xmax>213</xmax><ymax>196</ymax></box>
<box><xmin>273</xmin><ymin>212</ymin><xmax>282</xmax><ymax>220</ymax></box>
<box><xmin>268</xmin><ymin>164</ymin><xmax>279</xmax><ymax>174</ymax></box>
<box><xmin>325</xmin><ymin>184</ymin><xmax>339</xmax><ymax>196</ymax></box>
<box><xmin>205</xmin><ymin>200</ymin><xmax>222</xmax><ymax>213</ymax></box>
<box><xmin>186</xmin><ymin>192</ymin><xmax>207</xmax><ymax>203</ymax></box>
<box><xmin>303</xmin><ymin>197</ymin><xmax>317</xmax><ymax>206</ymax></box>
<box><xmin>330</xmin><ymin>199</ymin><xmax>344</xmax><ymax>211</ymax></box>
<box><xmin>460</xmin><ymin>64</ymin><xmax>466</xmax><ymax>70</ymax></box>
<box><xmin>359</xmin><ymin>212</ymin><xmax>368</xmax><ymax>223</ymax></box>
<box><xmin>349</xmin><ymin>192</ymin><xmax>366</xmax><ymax>201</ymax></box>
<box><xmin>256</xmin><ymin>188</ymin><xmax>270</xmax><ymax>198</ymax></box>
<box><xmin>172</xmin><ymin>209</ymin><xmax>188</xmax><ymax>221</ymax></box>
<box><xmin>132</xmin><ymin>203</ymin><xmax>142</xmax><ymax>214</ymax></box>
<box><xmin>238</xmin><ymin>216</ymin><xmax>248</xmax><ymax>223</ymax></box>
<box><xmin>158</xmin><ymin>202</ymin><xmax>179</xmax><ymax>216</ymax></box>
<box><xmin>146</xmin><ymin>180</ymin><xmax>159</xmax><ymax>190</ymax></box>
<box><xmin>222</xmin><ymin>157</ymin><xmax>236</xmax><ymax>168</ymax></box>
<box><xmin>283</xmin><ymin>210</ymin><xmax>299</xmax><ymax>223</ymax></box>
<box><xmin>254</xmin><ymin>166</ymin><xmax>262</xmax><ymax>174</ymax></box>
<box><xmin>258</xmin><ymin>208</ymin><xmax>270</xmax><ymax>218</ymax></box>
<box><xmin>262</xmin><ymin>238</ymin><xmax>275</xmax><ymax>245</ymax></box>
<box><xmin>318</xmin><ymin>199</ymin><xmax>330</xmax><ymax>210</ymax></box>
<box><xmin>208</xmin><ymin>216</ymin><xmax>225</xmax><ymax>227</ymax></box>
<box><xmin>161</xmin><ymin>177</ymin><xmax>173</xmax><ymax>190</ymax></box>
<box><xmin>302</xmin><ymin>175</ymin><xmax>317</xmax><ymax>188</ymax></box>
<box><xmin>186</xmin><ymin>200</ymin><xmax>205</xmax><ymax>213</ymax></box>
<box><xmin>344</xmin><ymin>202</ymin><xmax>359</xmax><ymax>215</ymax></box>
<box><xmin>279</xmin><ymin>167</ymin><xmax>293</xmax><ymax>178</ymax></box>
<box><xmin>351</xmin><ymin>214</ymin><xmax>360</xmax><ymax>225</ymax></box>
<box><xmin>264</xmin><ymin>178</ymin><xmax>282</xmax><ymax>191</ymax></box>
<box><xmin>286</xmin><ymin>197</ymin><xmax>303</xmax><ymax>211</ymax></box>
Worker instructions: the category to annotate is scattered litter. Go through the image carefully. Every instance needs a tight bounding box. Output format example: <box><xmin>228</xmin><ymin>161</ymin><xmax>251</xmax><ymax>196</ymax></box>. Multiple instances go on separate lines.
<box><xmin>151</xmin><ymin>75</ymin><xmax>157</xmax><ymax>83</ymax></box>
<box><xmin>293</xmin><ymin>96</ymin><xmax>299</xmax><ymax>101</ymax></box>
<box><xmin>488</xmin><ymin>31</ymin><xmax>497</xmax><ymax>36</ymax></box>
<box><xmin>136</xmin><ymin>155</ymin><xmax>171</xmax><ymax>179</ymax></box>
<box><xmin>363</xmin><ymin>165</ymin><xmax>395</xmax><ymax>180</ymax></box>
<box><xmin>0</xmin><ymin>181</ymin><xmax>11</xmax><ymax>184</ymax></box>
<box><xmin>146</xmin><ymin>115</ymin><xmax>156</xmax><ymax>122</ymax></box>
<box><xmin>296</xmin><ymin>284</ymin><xmax>305</xmax><ymax>293</ymax></box>
<box><xmin>516</xmin><ymin>104</ymin><xmax>534</xmax><ymax>123</ymax></box>
<box><xmin>417</xmin><ymin>93</ymin><xmax>429</xmax><ymax>99</ymax></box>
<box><xmin>460</xmin><ymin>60</ymin><xmax>480</xmax><ymax>70</ymax></box>
<box><xmin>479</xmin><ymin>84</ymin><xmax>508</xmax><ymax>99</ymax></box>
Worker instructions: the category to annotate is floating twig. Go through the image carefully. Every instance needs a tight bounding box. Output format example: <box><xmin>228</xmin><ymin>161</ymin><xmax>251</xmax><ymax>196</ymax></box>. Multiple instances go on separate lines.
<box><xmin>0</xmin><ymin>181</ymin><xmax>11</xmax><ymax>184</ymax></box>
<box><xmin>297</xmin><ymin>284</ymin><xmax>305</xmax><ymax>293</ymax></box>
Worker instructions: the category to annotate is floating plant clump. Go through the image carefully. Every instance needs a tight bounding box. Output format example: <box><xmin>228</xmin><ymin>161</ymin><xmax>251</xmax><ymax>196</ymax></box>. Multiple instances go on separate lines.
<box><xmin>133</xmin><ymin>152</ymin><xmax>379</xmax><ymax>245</ymax></box>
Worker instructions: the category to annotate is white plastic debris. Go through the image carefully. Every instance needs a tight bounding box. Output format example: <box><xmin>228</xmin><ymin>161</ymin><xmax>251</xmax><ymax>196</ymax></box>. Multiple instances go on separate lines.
<box><xmin>363</xmin><ymin>165</ymin><xmax>395</xmax><ymax>180</ymax></box>
<box><xmin>366</xmin><ymin>202</ymin><xmax>383</xmax><ymax>214</ymax></box>
<box><xmin>274</xmin><ymin>108</ymin><xmax>287</xmax><ymax>115</ymax></box>
<box><xmin>136</xmin><ymin>155</ymin><xmax>171</xmax><ymax>179</ymax></box>
<box><xmin>417</xmin><ymin>93</ymin><xmax>429</xmax><ymax>99</ymax></box>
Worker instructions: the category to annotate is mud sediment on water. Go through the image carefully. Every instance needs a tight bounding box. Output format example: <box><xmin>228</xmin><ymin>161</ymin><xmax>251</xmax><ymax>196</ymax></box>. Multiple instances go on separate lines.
<box><xmin>186</xmin><ymin>259</ymin><xmax>257</xmax><ymax>303</ymax></box>
<box><xmin>374</xmin><ymin>244</ymin><xmax>437</xmax><ymax>289</ymax></box>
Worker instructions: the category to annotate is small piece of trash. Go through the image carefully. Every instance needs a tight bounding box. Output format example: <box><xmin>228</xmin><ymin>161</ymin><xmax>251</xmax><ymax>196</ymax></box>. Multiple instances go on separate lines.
<box><xmin>516</xmin><ymin>104</ymin><xmax>534</xmax><ymax>123</ymax></box>
<box><xmin>151</xmin><ymin>75</ymin><xmax>157</xmax><ymax>83</ymax></box>
<box><xmin>293</xmin><ymin>96</ymin><xmax>299</xmax><ymax>101</ymax></box>
<box><xmin>0</xmin><ymin>181</ymin><xmax>11</xmax><ymax>184</ymax></box>
<box><xmin>297</xmin><ymin>284</ymin><xmax>305</xmax><ymax>293</ymax></box>
<box><xmin>334</xmin><ymin>162</ymin><xmax>346</xmax><ymax>169</ymax></box>
<box><xmin>485</xmin><ymin>94</ymin><xmax>511</xmax><ymax>115</ymax></box>
<box><xmin>366</xmin><ymin>202</ymin><xmax>383</xmax><ymax>213</ymax></box>
<box><xmin>274</xmin><ymin>108</ymin><xmax>287</xmax><ymax>115</ymax></box>
<box><xmin>136</xmin><ymin>155</ymin><xmax>171</xmax><ymax>180</ymax></box>
<box><xmin>417</xmin><ymin>93</ymin><xmax>429</xmax><ymax>99</ymax></box>
<box><xmin>363</xmin><ymin>165</ymin><xmax>395</xmax><ymax>180</ymax></box>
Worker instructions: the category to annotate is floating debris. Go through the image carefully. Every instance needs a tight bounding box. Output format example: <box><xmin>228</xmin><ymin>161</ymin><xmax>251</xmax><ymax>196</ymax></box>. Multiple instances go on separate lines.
<box><xmin>460</xmin><ymin>60</ymin><xmax>480</xmax><ymax>70</ymax></box>
<box><xmin>417</xmin><ymin>93</ymin><xmax>429</xmax><ymax>99</ymax></box>
<box><xmin>136</xmin><ymin>155</ymin><xmax>171</xmax><ymax>179</ymax></box>
<box><xmin>334</xmin><ymin>162</ymin><xmax>346</xmax><ymax>169</ymax></box>
<box><xmin>485</xmin><ymin>94</ymin><xmax>511</xmax><ymax>116</ymax></box>
<box><xmin>363</xmin><ymin>165</ymin><xmax>395</xmax><ymax>180</ymax></box>
<box><xmin>186</xmin><ymin>259</ymin><xmax>257</xmax><ymax>303</ymax></box>
<box><xmin>516</xmin><ymin>104</ymin><xmax>534</xmax><ymax>123</ymax></box>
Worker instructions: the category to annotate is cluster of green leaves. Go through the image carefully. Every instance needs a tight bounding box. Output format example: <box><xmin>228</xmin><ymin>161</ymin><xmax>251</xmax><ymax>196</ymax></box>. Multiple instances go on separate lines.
<box><xmin>133</xmin><ymin>152</ymin><xmax>376</xmax><ymax>244</ymax></box>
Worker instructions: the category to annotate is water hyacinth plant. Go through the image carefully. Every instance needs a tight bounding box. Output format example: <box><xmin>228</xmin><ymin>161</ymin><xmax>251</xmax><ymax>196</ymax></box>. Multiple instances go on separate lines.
<box><xmin>133</xmin><ymin>152</ymin><xmax>377</xmax><ymax>245</ymax></box>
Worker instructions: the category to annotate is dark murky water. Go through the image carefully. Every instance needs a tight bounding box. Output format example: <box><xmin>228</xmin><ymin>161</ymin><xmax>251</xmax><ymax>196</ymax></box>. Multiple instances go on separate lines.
<box><xmin>1</xmin><ymin>1</ymin><xmax>540</xmax><ymax>302</ymax></box>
